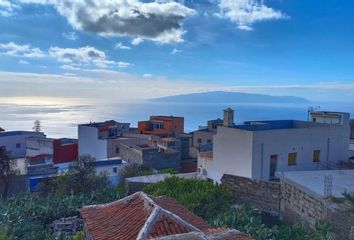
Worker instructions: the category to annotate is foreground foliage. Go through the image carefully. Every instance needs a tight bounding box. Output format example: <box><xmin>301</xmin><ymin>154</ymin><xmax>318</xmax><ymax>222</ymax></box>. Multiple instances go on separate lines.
<box><xmin>144</xmin><ymin>176</ymin><xmax>233</xmax><ymax>221</ymax></box>
<box><xmin>0</xmin><ymin>155</ymin><xmax>122</xmax><ymax>239</ymax></box>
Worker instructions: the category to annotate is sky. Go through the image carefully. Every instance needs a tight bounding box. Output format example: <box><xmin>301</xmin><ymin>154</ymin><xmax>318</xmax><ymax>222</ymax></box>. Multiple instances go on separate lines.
<box><xmin>1</xmin><ymin>0</ymin><xmax>354</xmax><ymax>103</ymax></box>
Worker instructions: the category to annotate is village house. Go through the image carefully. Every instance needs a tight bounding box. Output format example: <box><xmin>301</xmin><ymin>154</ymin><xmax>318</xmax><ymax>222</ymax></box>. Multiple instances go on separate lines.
<box><xmin>198</xmin><ymin>111</ymin><xmax>350</xmax><ymax>182</ymax></box>
<box><xmin>190</xmin><ymin>108</ymin><xmax>234</xmax><ymax>158</ymax></box>
<box><xmin>79</xmin><ymin>191</ymin><xmax>252</xmax><ymax>240</ymax></box>
<box><xmin>78</xmin><ymin>120</ymin><xmax>131</xmax><ymax>161</ymax></box>
<box><xmin>138</xmin><ymin>115</ymin><xmax>184</xmax><ymax>137</ymax></box>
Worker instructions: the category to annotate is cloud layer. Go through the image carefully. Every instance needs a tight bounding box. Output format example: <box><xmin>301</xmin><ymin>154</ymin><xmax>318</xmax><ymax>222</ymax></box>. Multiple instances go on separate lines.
<box><xmin>0</xmin><ymin>42</ymin><xmax>131</xmax><ymax>69</ymax></box>
<box><xmin>0</xmin><ymin>42</ymin><xmax>45</xmax><ymax>58</ymax></box>
<box><xmin>19</xmin><ymin>0</ymin><xmax>196</xmax><ymax>43</ymax></box>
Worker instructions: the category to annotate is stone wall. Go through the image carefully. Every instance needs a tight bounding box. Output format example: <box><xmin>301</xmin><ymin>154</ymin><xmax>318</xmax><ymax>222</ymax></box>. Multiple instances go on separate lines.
<box><xmin>221</xmin><ymin>174</ymin><xmax>281</xmax><ymax>215</ymax></box>
<box><xmin>327</xmin><ymin>204</ymin><xmax>354</xmax><ymax>240</ymax></box>
<box><xmin>280</xmin><ymin>181</ymin><xmax>327</xmax><ymax>228</ymax></box>
<box><xmin>280</xmin><ymin>179</ymin><xmax>354</xmax><ymax>239</ymax></box>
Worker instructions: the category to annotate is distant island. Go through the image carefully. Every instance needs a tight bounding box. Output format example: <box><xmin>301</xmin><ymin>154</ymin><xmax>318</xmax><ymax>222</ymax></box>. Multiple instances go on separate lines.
<box><xmin>150</xmin><ymin>91</ymin><xmax>309</xmax><ymax>103</ymax></box>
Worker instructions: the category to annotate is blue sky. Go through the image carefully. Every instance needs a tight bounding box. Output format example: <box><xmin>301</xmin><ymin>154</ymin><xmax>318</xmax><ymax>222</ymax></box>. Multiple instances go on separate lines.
<box><xmin>1</xmin><ymin>0</ymin><xmax>354</xmax><ymax>102</ymax></box>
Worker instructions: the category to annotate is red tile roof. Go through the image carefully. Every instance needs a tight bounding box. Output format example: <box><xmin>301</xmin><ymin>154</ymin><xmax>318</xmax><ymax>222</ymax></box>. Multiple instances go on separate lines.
<box><xmin>79</xmin><ymin>192</ymin><xmax>253</xmax><ymax>240</ymax></box>
<box><xmin>151</xmin><ymin>196</ymin><xmax>211</xmax><ymax>231</ymax></box>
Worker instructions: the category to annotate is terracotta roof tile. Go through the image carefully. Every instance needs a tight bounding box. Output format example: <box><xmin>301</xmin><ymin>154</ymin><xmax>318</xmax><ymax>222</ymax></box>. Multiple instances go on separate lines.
<box><xmin>149</xmin><ymin>214</ymin><xmax>193</xmax><ymax>238</ymax></box>
<box><xmin>79</xmin><ymin>192</ymin><xmax>252</xmax><ymax>240</ymax></box>
<box><xmin>79</xmin><ymin>193</ymin><xmax>152</xmax><ymax>240</ymax></box>
<box><xmin>152</xmin><ymin>196</ymin><xmax>212</xmax><ymax>231</ymax></box>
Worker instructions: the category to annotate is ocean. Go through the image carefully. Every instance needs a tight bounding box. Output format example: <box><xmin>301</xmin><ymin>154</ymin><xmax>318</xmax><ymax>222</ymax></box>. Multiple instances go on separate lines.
<box><xmin>1</xmin><ymin>100</ymin><xmax>353</xmax><ymax>139</ymax></box>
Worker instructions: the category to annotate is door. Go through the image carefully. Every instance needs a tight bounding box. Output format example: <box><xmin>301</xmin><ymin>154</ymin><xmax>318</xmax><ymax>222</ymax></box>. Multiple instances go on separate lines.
<box><xmin>269</xmin><ymin>155</ymin><xmax>278</xmax><ymax>180</ymax></box>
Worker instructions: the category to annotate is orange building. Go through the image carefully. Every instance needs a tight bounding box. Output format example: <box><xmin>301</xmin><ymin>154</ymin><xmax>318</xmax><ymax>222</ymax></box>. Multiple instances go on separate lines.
<box><xmin>138</xmin><ymin>115</ymin><xmax>184</xmax><ymax>137</ymax></box>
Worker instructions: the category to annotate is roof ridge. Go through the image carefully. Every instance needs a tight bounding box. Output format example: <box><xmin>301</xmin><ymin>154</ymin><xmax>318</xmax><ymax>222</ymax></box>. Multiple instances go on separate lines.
<box><xmin>137</xmin><ymin>193</ymin><xmax>202</xmax><ymax>240</ymax></box>
<box><xmin>79</xmin><ymin>191</ymin><xmax>146</xmax><ymax>210</ymax></box>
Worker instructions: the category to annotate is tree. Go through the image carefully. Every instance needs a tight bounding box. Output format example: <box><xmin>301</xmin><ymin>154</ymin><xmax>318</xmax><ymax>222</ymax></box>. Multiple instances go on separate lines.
<box><xmin>39</xmin><ymin>155</ymin><xmax>110</xmax><ymax>195</ymax></box>
<box><xmin>0</xmin><ymin>148</ymin><xmax>16</xmax><ymax>199</ymax></box>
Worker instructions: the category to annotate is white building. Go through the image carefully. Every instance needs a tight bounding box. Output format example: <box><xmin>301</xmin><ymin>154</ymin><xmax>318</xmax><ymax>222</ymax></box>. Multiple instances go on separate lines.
<box><xmin>78</xmin><ymin>120</ymin><xmax>130</xmax><ymax>161</ymax></box>
<box><xmin>310</xmin><ymin>111</ymin><xmax>349</xmax><ymax>125</ymax></box>
<box><xmin>26</xmin><ymin>136</ymin><xmax>53</xmax><ymax>158</ymax></box>
<box><xmin>0</xmin><ymin>131</ymin><xmax>46</xmax><ymax>159</ymax></box>
<box><xmin>199</xmin><ymin>118</ymin><xmax>350</xmax><ymax>183</ymax></box>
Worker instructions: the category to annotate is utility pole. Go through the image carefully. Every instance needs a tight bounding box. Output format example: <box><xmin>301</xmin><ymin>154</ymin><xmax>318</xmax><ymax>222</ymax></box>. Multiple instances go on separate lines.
<box><xmin>33</xmin><ymin>120</ymin><xmax>41</xmax><ymax>132</ymax></box>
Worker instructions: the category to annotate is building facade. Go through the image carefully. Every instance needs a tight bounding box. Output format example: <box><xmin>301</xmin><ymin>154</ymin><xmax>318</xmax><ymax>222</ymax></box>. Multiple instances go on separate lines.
<box><xmin>0</xmin><ymin>131</ymin><xmax>46</xmax><ymax>159</ymax></box>
<box><xmin>120</xmin><ymin>143</ymin><xmax>181</xmax><ymax>170</ymax></box>
<box><xmin>200</xmin><ymin>119</ymin><xmax>350</xmax><ymax>182</ymax></box>
<box><xmin>78</xmin><ymin>120</ymin><xmax>130</xmax><ymax>161</ymax></box>
<box><xmin>53</xmin><ymin>138</ymin><xmax>78</xmax><ymax>164</ymax></box>
<box><xmin>190</xmin><ymin>108</ymin><xmax>235</xmax><ymax>158</ymax></box>
<box><xmin>138</xmin><ymin>115</ymin><xmax>184</xmax><ymax>137</ymax></box>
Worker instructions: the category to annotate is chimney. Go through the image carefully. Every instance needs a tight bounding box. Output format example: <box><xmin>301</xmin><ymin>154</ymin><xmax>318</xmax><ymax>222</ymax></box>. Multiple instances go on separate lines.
<box><xmin>223</xmin><ymin>107</ymin><xmax>235</xmax><ymax>127</ymax></box>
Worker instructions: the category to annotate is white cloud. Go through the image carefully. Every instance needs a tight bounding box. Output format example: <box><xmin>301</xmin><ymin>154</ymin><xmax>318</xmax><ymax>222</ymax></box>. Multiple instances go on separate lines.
<box><xmin>143</xmin><ymin>73</ymin><xmax>153</xmax><ymax>78</ymax></box>
<box><xmin>116</xmin><ymin>61</ymin><xmax>131</xmax><ymax>68</ymax></box>
<box><xmin>19</xmin><ymin>60</ymin><xmax>29</xmax><ymax>64</ymax></box>
<box><xmin>171</xmin><ymin>48</ymin><xmax>182</xmax><ymax>55</ymax></box>
<box><xmin>0</xmin><ymin>0</ymin><xmax>19</xmax><ymax>16</ymax></box>
<box><xmin>217</xmin><ymin>0</ymin><xmax>287</xmax><ymax>31</ymax></box>
<box><xmin>132</xmin><ymin>37</ymin><xmax>143</xmax><ymax>45</ymax></box>
<box><xmin>62</xmin><ymin>32</ymin><xmax>78</xmax><ymax>41</ymax></box>
<box><xmin>19</xmin><ymin>0</ymin><xmax>196</xmax><ymax>44</ymax></box>
<box><xmin>49</xmin><ymin>46</ymin><xmax>131</xmax><ymax>69</ymax></box>
<box><xmin>60</xmin><ymin>65</ymin><xmax>80</xmax><ymax>71</ymax></box>
<box><xmin>0</xmin><ymin>42</ymin><xmax>45</xmax><ymax>58</ymax></box>
<box><xmin>115</xmin><ymin>42</ymin><xmax>131</xmax><ymax>50</ymax></box>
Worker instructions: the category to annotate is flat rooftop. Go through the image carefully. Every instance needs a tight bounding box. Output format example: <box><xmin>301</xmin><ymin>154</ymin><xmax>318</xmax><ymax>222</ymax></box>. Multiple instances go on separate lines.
<box><xmin>0</xmin><ymin>131</ymin><xmax>45</xmax><ymax>137</ymax></box>
<box><xmin>234</xmin><ymin>120</ymin><xmax>332</xmax><ymax>132</ymax></box>
<box><xmin>80</xmin><ymin>120</ymin><xmax>129</xmax><ymax>128</ymax></box>
<box><xmin>278</xmin><ymin>170</ymin><xmax>354</xmax><ymax>198</ymax></box>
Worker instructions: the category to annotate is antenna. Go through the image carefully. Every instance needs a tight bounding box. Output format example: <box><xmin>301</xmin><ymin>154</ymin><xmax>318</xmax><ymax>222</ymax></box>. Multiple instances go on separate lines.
<box><xmin>33</xmin><ymin>120</ymin><xmax>41</xmax><ymax>132</ymax></box>
<box><xmin>307</xmin><ymin>106</ymin><xmax>321</xmax><ymax>121</ymax></box>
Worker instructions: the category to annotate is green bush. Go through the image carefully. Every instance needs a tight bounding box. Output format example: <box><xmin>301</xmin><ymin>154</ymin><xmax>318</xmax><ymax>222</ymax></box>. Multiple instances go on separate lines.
<box><xmin>144</xmin><ymin>176</ymin><xmax>233</xmax><ymax>221</ymax></box>
<box><xmin>159</xmin><ymin>169</ymin><xmax>178</xmax><ymax>174</ymax></box>
<box><xmin>39</xmin><ymin>155</ymin><xmax>110</xmax><ymax>196</ymax></box>
<box><xmin>119</xmin><ymin>163</ymin><xmax>153</xmax><ymax>180</ymax></box>
<box><xmin>0</xmin><ymin>189</ymin><xmax>121</xmax><ymax>239</ymax></box>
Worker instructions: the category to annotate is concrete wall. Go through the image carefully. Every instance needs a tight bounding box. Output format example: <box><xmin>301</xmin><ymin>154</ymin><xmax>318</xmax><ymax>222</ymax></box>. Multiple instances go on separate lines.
<box><xmin>211</xmin><ymin>127</ymin><xmax>253</xmax><ymax>182</ymax></box>
<box><xmin>0</xmin><ymin>132</ymin><xmax>45</xmax><ymax>158</ymax></box>
<box><xmin>107</xmin><ymin>137</ymin><xmax>149</xmax><ymax>159</ymax></box>
<box><xmin>221</xmin><ymin>174</ymin><xmax>281</xmax><ymax>215</ymax></box>
<box><xmin>120</xmin><ymin>144</ymin><xmax>181</xmax><ymax>170</ymax></box>
<box><xmin>252</xmin><ymin>124</ymin><xmax>350</xmax><ymax>180</ymax></box>
<box><xmin>26</xmin><ymin>137</ymin><xmax>53</xmax><ymax>157</ymax></box>
<box><xmin>78</xmin><ymin>126</ymin><xmax>107</xmax><ymax>160</ymax></box>
<box><xmin>13</xmin><ymin>157</ymin><xmax>27</xmax><ymax>175</ymax></box>
<box><xmin>190</xmin><ymin>130</ymin><xmax>215</xmax><ymax>158</ymax></box>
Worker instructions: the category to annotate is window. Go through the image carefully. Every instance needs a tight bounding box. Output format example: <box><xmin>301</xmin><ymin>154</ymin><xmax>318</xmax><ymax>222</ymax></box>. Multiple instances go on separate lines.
<box><xmin>207</xmin><ymin>139</ymin><xmax>212</xmax><ymax>144</ymax></box>
<box><xmin>288</xmin><ymin>152</ymin><xmax>297</xmax><ymax>166</ymax></box>
<box><xmin>313</xmin><ymin>150</ymin><xmax>320</xmax><ymax>162</ymax></box>
<box><xmin>313</xmin><ymin>118</ymin><xmax>316</xmax><ymax>123</ymax></box>
<box><xmin>197</xmin><ymin>138</ymin><xmax>202</xmax><ymax>144</ymax></box>
<box><xmin>116</xmin><ymin>147</ymin><xmax>120</xmax><ymax>154</ymax></box>
<box><xmin>113</xmin><ymin>167</ymin><xmax>118</xmax><ymax>173</ymax></box>
<box><xmin>16</xmin><ymin>143</ymin><xmax>21</xmax><ymax>148</ymax></box>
